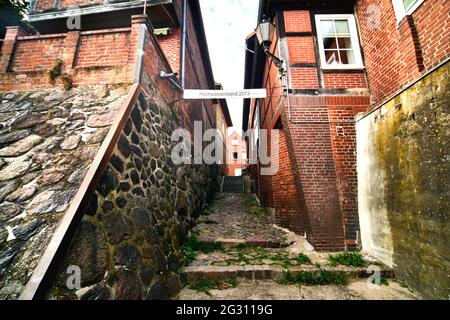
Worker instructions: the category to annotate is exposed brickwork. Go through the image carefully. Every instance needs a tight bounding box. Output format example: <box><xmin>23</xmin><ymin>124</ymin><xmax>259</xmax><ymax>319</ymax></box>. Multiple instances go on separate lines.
<box><xmin>33</xmin><ymin>0</ymin><xmax>54</xmax><ymax>11</ymax></box>
<box><xmin>284</xmin><ymin>10</ymin><xmax>312</xmax><ymax>33</ymax></box>
<box><xmin>75</xmin><ymin>30</ymin><xmax>132</xmax><ymax>68</ymax></box>
<box><xmin>157</xmin><ymin>28</ymin><xmax>181</xmax><ymax>75</ymax></box>
<box><xmin>413</xmin><ymin>0</ymin><xmax>450</xmax><ymax>70</ymax></box>
<box><xmin>11</xmin><ymin>36</ymin><xmax>66</xmax><ymax>72</ymax></box>
<box><xmin>287</xmin><ymin>36</ymin><xmax>315</xmax><ymax>64</ymax></box>
<box><xmin>355</xmin><ymin>0</ymin><xmax>450</xmax><ymax>107</ymax></box>
<box><xmin>0</xmin><ymin>27</ymin><xmax>135</xmax><ymax>91</ymax></box>
<box><xmin>290</xmin><ymin>68</ymin><xmax>319</xmax><ymax>89</ymax></box>
<box><xmin>327</xmin><ymin>96</ymin><xmax>370</xmax><ymax>250</ymax></box>
<box><xmin>323</xmin><ymin>73</ymin><xmax>368</xmax><ymax>89</ymax></box>
<box><xmin>272</xmin><ymin>128</ymin><xmax>307</xmax><ymax>234</ymax></box>
<box><xmin>245</xmin><ymin>8</ymin><xmax>372</xmax><ymax>251</ymax></box>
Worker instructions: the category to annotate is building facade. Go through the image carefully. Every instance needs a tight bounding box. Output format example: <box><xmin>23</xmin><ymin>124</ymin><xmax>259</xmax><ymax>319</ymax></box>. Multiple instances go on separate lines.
<box><xmin>0</xmin><ymin>0</ymin><xmax>231</xmax><ymax>300</ymax></box>
<box><xmin>244</xmin><ymin>0</ymin><xmax>449</xmax><ymax>298</ymax></box>
<box><xmin>225</xmin><ymin>131</ymin><xmax>247</xmax><ymax>177</ymax></box>
<box><xmin>244</xmin><ymin>0</ymin><xmax>370</xmax><ymax>252</ymax></box>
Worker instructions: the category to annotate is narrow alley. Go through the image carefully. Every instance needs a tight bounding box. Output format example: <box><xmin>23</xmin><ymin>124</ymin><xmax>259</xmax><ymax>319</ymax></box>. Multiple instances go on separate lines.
<box><xmin>178</xmin><ymin>190</ymin><xmax>417</xmax><ymax>300</ymax></box>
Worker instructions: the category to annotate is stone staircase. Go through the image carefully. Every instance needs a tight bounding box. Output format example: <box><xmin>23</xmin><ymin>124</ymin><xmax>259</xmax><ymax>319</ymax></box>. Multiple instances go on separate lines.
<box><xmin>222</xmin><ymin>176</ymin><xmax>243</xmax><ymax>193</ymax></box>
<box><xmin>182</xmin><ymin>193</ymin><xmax>394</xmax><ymax>288</ymax></box>
<box><xmin>183</xmin><ymin>247</ymin><xmax>394</xmax><ymax>284</ymax></box>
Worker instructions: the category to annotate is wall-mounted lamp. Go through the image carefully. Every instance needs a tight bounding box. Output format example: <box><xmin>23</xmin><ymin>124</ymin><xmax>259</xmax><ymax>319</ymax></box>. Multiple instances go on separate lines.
<box><xmin>255</xmin><ymin>16</ymin><xmax>286</xmax><ymax>73</ymax></box>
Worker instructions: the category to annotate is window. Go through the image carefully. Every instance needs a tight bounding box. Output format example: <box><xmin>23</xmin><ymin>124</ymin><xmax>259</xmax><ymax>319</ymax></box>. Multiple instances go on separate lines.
<box><xmin>315</xmin><ymin>14</ymin><xmax>364</xmax><ymax>69</ymax></box>
<box><xmin>233</xmin><ymin>152</ymin><xmax>238</xmax><ymax>160</ymax></box>
<box><xmin>392</xmin><ymin>0</ymin><xmax>425</xmax><ymax>22</ymax></box>
<box><xmin>232</xmin><ymin>138</ymin><xmax>239</xmax><ymax>146</ymax></box>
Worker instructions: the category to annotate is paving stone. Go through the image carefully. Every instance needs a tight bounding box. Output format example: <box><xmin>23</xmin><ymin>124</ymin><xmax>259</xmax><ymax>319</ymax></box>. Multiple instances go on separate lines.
<box><xmin>87</xmin><ymin>110</ymin><xmax>118</xmax><ymax>128</ymax></box>
<box><xmin>0</xmin><ymin>246</ymin><xmax>19</xmax><ymax>273</ymax></box>
<box><xmin>13</xmin><ymin>218</ymin><xmax>45</xmax><ymax>240</ymax></box>
<box><xmin>0</xmin><ymin>202</ymin><xmax>21</xmax><ymax>223</ymax></box>
<box><xmin>85</xmin><ymin>127</ymin><xmax>109</xmax><ymax>145</ymax></box>
<box><xmin>0</xmin><ymin>130</ymin><xmax>30</xmax><ymax>145</ymax></box>
<box><xmin>0</xmin><ymin>156</ymin><xmax>31</xmax><ymax>181</ymax></box>
<box><xmin>25</xmin><ymin>189</ymin><xmax>74</xmax><ymax>215</ymax></box>
<box><xmin>0</xmin><ymin>180</ymin><xmax>19</xmax><ymax>202</ymax></box>
<box><xmin>60</xmin><ymin>134</ymin><xmax>81</xmax><ymax>150</ymax></box>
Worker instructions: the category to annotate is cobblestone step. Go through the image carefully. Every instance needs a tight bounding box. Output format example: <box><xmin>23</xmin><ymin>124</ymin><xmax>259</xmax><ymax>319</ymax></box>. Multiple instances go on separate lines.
<box><xmin>198</xmin><ymin>237</ymin><xmax>289</xmax><ymax>248</ymax></box>
<box><xmin>222</xmin><ymin>177</ymin><xmax>243</xmax><ymax>193</ymax></box>
<box><xmin>184</xmin><ymin>264</ymin><xmax>394</xmax><ymax>283</ymax></box>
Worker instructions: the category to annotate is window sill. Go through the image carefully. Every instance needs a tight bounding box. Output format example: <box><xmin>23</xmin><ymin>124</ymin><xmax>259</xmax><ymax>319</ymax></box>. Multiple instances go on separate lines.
<box><xmin>321</xmin><ymin>65</ymin><xmax>365</xmax><ymax>70</ymax></box>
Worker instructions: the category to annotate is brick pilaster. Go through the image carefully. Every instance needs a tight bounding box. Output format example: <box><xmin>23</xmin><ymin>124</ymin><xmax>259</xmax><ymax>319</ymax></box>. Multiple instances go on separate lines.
<box><xmin>63</xmin><ymin>31</ymin><xmax>80</xmax><ymax>70</ymax></box>
<box><xmin>0</xmin><ymin>26</ymin><xmax>27</xmax><ymax>73</ymax></box>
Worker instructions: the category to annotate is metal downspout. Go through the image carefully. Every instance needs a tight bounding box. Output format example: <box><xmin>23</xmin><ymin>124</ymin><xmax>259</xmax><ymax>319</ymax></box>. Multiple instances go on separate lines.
<box><xmin>180</xmin><ymin>0</ymin><xmax>187</xmax><ymax>90</ymax></box>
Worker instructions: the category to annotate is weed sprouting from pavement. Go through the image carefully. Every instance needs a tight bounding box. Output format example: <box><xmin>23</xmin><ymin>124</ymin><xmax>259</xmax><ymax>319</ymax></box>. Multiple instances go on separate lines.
<box><xmin>327</xmin><ymin>251</ymin><xmax>366</xmax><ymax>267</ymax></box>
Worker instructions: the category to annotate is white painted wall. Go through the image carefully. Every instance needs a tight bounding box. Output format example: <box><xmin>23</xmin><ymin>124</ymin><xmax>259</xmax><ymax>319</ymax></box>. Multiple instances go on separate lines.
<box><xmin>356</xmin><ymin>112</ymin><xmax>395</xmax><ymax>268</ymax></box>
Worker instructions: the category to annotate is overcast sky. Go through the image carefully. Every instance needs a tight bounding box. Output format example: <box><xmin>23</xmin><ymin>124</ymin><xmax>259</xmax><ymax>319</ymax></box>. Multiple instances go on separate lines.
<box><xmin>199</xmin><ymin>0</ymin><xmax>259</xmax><ymax>135</ymax></box>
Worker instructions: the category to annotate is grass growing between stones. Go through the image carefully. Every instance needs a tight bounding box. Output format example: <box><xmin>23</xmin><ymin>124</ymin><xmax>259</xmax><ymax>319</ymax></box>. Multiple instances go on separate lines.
<box><xmin>222</xmin><ymin>245</ymin><xmax>313</xmax><ymax>268</ymax></box>
<box><xmin>327</xmin><ymin>251</ymin><xmax>366</xmax><ymax>267</ymax></box>
<box><xmin>278</xmin><ymin>270</ymin><xmax>349</xmax><ymax>286</ymax></box>
<box><xmin>199</xmin><ymin>207</ymin><xmax>214</xmax><ymax>216</ymax></box>
<box><xmin>189</xmin><ymin>278</ymin><xmax>238</xmax><ymax>295</ymax></box>
<box><xmin>242</xmin><ymin>194</ymin><xmax>267</xmax><ymax>216</ymax></box>
<box><xmin>181</xmin><ymin>234</ymin><xmax>224</xmax><ymax>265</ymax></box>
<box><xmin>296</xmin><ymin>253</ymin><xmax>312</xmax><ymax>265</ymax></box>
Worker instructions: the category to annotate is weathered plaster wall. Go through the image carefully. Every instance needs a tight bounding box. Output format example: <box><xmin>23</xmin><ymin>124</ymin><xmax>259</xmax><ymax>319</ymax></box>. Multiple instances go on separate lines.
<box><xmin>50</xmin><ymin>88</ymin><xmax>218</xmax><ymax>300</ymax></box>
<box><xmin>356</xmin><ymin>62</ymin><xmax>450</xmax><ymax>299</ymax></box>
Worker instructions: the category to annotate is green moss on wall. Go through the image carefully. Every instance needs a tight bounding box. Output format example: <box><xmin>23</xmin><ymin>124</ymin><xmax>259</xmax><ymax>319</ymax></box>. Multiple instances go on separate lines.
<box><xmin>370</xmin><ymin>62</ymin><xmax>450</xmax><ymax>299</ymax></box>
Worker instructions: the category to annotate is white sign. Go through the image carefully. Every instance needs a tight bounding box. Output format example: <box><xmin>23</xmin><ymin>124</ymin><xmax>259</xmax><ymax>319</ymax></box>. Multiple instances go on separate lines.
<box><xmin>183</xmin><ymin>89</ymin><xmax>266</xmax><ymax>99</ymax></box>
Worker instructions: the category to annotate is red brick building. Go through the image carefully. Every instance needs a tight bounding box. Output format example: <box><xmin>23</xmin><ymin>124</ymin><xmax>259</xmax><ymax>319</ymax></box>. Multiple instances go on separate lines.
<box><xmin>225</xmin><ymin>131</ymin><xmax>247</xmax><ymax>177</ymax></box>
<box><xmin>243</xmin><ymin>0</ymin><xmax>449</xmax><ymax>252</ymax></box>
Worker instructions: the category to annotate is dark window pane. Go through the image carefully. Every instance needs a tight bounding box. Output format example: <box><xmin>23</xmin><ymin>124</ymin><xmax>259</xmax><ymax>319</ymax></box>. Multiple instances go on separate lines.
<box><xmin>325</xmin><ymin>50</ymin><xmax>340</xmax><ymax>64</ymax></box>
<box><xmin>323</xmin><ymin>37</ymin><xmax>338</xmax><ymax>50</ymax></box>
<box><xmin>338</xmin><ymin>37</ymin><xmax>353</xmax><ymax>49</ymax></box>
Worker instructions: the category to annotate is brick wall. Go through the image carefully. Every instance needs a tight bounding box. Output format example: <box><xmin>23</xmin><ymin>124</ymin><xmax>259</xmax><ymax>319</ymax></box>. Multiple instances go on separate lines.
<box><xmin>157</xmin><ymin>28</ymin><xmax>181</xmax><ymax>75</ymax></box>
<box><xmin>284</xmin><ymin>10</ymin><xmax>369</xmax><ymax>90</ymax></box>
<box><xmin>323</xmin><ymin>72</ymin><xmax>367</xmax><ymax>89</ymax></box>
<box><xmin>355</xmin><ymin>0</ymin><xmax>450</xmax><ymax>106</ymax></box>
<box><xmin>0</xmin><ymin>27</ymin><xmax>135</xmax><ymax>91</ymax></box>
<box><xmin>272</xmin><ymin>128</ymin><xmax>307</xmax><ymax>234</ymax></box>
<box><xmin>225</xmin><ymin>132</ymin><xmax>246</xmax><ymax>176</ymax></box>
<box><xmin>75</xmin><ymin>31</ymin><xmax>132</xmax><ymax>68</ymax></box>
<box><xmin>33</xmin><ymin>0</ymin><xmax>102</xmax><ymax>11</ymax></box>
<box><xmin>247</xmin><ymin>8</ymin><xmax>371</xmax><ymax>251</ymax></box>
<box><xmin>327</xmin><ymin>96</ymin><xmax>370</xmax><ymax>250</ymax></box>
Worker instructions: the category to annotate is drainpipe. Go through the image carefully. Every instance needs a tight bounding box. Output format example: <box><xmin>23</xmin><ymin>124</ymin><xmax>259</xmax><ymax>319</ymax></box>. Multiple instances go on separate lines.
<box><xmin>180</xmin><ymin>0</ymin><xmax>187</xmax><ymax>90</ymax></box>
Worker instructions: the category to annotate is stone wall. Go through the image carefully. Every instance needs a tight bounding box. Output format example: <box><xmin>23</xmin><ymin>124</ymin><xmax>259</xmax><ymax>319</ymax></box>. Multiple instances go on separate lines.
<box><xmin>0</xmin><ymin>86</ymin><xmax>128</xmax><ymax>299</ymax></box>
<box><xmin>356</xmin><ymin>62</ymin><xmax>450</xmax><ymax>299</ymax></box>
<box><xmin>50</xmin><ymin>88</ymin><xmax>218</xmax><ymax>300</ymax></box>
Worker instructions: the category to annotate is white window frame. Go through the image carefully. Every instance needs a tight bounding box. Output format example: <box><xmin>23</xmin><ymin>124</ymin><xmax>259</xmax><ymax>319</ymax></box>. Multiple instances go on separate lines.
<box><xmin>315</xmin><ymin>14</ymin><xmax>364</xmax><ymax>70</ymax></box>
<box><xmin>392</xmin><ymin>0</ymin><xmax>426</xmax><ymax>23</ymax></box>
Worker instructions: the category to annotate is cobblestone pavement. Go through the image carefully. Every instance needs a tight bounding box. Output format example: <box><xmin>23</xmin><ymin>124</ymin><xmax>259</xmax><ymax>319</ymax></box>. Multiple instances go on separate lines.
<box><xmin>191</xmin><ymin>193</ymin><xmax>290</xmax><ymax>247</ymax></box>
<box><xmin>179</xmin><ymin>279</ymin><xmax>418</xmax><ymax>300</ymax></box>
<box><xmin>181</xmin><ymin>192</ymin><xmax>419</xmax><ymax>300</ymax></box>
